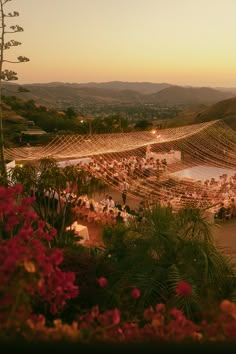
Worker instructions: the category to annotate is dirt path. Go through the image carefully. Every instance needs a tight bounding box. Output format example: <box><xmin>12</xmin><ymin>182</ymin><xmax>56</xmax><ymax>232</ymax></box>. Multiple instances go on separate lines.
<box><xmin>213</xmin><ymin>218</ymin><xmax>236</xmax><ymax>259</ymax></box>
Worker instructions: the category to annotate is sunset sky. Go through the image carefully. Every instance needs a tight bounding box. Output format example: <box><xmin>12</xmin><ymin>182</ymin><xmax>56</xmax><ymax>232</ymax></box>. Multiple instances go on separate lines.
<box><xmin>5</xmin><ymin>0</ymin><xmax>236</xmax><ymax>87</ymax></box>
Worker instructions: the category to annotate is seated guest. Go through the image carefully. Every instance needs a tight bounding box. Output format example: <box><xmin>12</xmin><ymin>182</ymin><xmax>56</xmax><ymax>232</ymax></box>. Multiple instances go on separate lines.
<box><xmin>161</xmin><ymin>158</ymin><xmax>167</xmax><ymax>171</ymax></box>
<box><xmin>103</xmin><ymin>205</ymin><xmax>109</xmax><ymax>214</ymax></box>
<box><xmin>124</xmin><ymin>204</ymin><xmax>131</xmax><ymax>214</ymax></box>
<box><xmin>105</xmin><ymin>195</ymin><xmax>110</xmax><ymax>206</ymax></box>
<box><xmin>116</xmin><ymin>204</ymin><xmax>123</xmax><ymax>211</ymax></box>
<box><xmin>106</xmin><ymin>209</ymin><xmax>116</xmax><ymax>226</ymax></box>
<box><xmin>138</xmin><ymin>201</ymin><xmax>144</xmax><ymax>217</ymax></box>
<box><xmin>224</xmin><ymin>207</ymin><xmax>232</xmax><ymax>220</ymax></box>
<box><xmin>116</xmin><ymin>211</ymin><xmax>124</xmax><ymax>224</ymax></box>
<box><xmin>215</xmin><ymin>202</ymin><xmax>226</xmax><ymax>219</ymax></box>
<box><xmin>101</xmin><ymin>195</ymin><xmax>110</xmax><ymax>206</ymax></box>
<box><xmin>108</xmin><ymin>196</ymin><xmax>115</xmax><ymax>209</ymax></box>
<box><xmin>76</xmin><ymin>198</ymin><xmax>82</xmax><ymax>207</ymax></box>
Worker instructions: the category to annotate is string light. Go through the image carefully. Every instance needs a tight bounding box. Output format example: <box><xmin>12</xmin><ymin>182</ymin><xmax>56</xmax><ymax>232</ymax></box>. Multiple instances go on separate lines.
<box><xmin>5</xmin><ymin>119</ymin><xmax>236</xmax><ymax>209</ymax></box>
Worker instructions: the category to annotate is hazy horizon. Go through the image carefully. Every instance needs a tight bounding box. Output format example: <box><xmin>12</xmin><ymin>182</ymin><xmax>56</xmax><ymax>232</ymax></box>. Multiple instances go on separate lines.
<box><xmin>5</xmin><ymin>0</ymin><xmax>236</xmax><ymax>88</ymax></box>
<box><xmin>12</xmin><ymin>80</ymin><xmax>236</xmax><ymax>90</ymax></box>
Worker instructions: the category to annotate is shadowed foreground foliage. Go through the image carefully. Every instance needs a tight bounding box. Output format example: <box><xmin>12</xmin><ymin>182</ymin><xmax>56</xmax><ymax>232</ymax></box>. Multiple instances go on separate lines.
<box><xmin>97</xmin><ymin>205</ymin><xmax>236</xmax><ymax>320</ymax></box>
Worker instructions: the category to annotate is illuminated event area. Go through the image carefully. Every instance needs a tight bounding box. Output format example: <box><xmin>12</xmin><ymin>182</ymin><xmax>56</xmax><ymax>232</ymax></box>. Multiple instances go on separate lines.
<box><xmin>5</xmin><ymin>119</ymin><xmax>236</xmax><ymax>216</ymax></box>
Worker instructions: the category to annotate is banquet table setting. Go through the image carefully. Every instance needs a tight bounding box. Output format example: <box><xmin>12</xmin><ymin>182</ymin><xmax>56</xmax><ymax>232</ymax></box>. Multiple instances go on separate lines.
<box><xmin>70</xmin><ymin>193</ymin><xmax>137</xmax><ymax>227</ymax></box>
<box><xmin>66</xmin><ymin>221</ymin><xmax>90</xmax><ymax>243</ymax></box>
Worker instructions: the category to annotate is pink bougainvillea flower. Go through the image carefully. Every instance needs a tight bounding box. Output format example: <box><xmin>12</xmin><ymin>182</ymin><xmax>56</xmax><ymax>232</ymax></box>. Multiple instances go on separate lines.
<box><xmin>175</xmin><ymin>280</ymin><xmax>192</xmax><ymax>297</ymax></box>
<box><xmin>91</xmin><ymin>305</ymin><xmax>99</xmax><ymax>318</ymax></box>
<box><xmin>50</xmin><ymin>227</ymin><xmax>57</xmax><ymax>237</ymax></box>
<box><xmin>38</xmin><ymin>220</ymin><xmax>46</xmax><ymax>229</ymax></box>
<box><xmin>169</xmin><ymin>308</ymin><xmax>183</xmax><ymax>318</ymax></box>
<box><xmin>113</xmin><ymin>308</ymin><xmax>120</xmax><ymax>325</ymax></box>
<box><xmin>0</xmin><ymin>184</ymin><xmax>79</xmax><ymax>320</ymax></box>
<box><xmin>155</xmin><ymin>303</ymin><xmax>166</xmax><ymax>313</ymax></box>
<box><xmin>131</xmin><ymin>287</ymin><xmax>141</xmax><ymax>299</ymax></box>
<box><xmin>97</xmin><ymin>276</ymin><xmax>108</xmax><ymax>287</ymax></box>
<box><xmin>143</xmin><ymin>306</ymin><xmax>154</xmax><ymax>321</ymax></box>
<box><xmin>220</xmin><ymin>300</ymin><xmax>236</xmax><ymax>317</ymax></box>
<box><xmin>13</xmin><ymin>184</ymin><xmax>23</xmax><ymax>194</ymax></box>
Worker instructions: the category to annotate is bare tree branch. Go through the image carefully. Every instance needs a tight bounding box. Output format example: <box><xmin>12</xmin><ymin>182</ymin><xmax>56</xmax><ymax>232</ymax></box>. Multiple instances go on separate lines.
<box><xmin>0</xmin><ymin>0</ymin><xmax>29</xmax><ymax>181</ymax></box>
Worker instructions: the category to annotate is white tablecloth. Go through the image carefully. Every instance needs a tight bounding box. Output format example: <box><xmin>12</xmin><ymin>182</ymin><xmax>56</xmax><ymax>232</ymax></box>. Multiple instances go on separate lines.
<box><xmin>66</xmin><ymin>222</ymin><xmax>90</xmax><ymax>242</ymax></box>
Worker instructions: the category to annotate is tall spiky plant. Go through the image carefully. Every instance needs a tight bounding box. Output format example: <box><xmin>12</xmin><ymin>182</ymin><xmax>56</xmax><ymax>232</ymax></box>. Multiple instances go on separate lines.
<box><xmin>0</xmin><ymin>0</ymin><xmax>29</xmax><ymax>181</ymax></box>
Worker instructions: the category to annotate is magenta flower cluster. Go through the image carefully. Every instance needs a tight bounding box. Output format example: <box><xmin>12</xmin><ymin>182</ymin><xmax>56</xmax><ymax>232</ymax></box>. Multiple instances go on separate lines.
<box><xmin>0</xmin><ymin>185</ymin><xmax>78</xmax><ymax>328</ymax></box>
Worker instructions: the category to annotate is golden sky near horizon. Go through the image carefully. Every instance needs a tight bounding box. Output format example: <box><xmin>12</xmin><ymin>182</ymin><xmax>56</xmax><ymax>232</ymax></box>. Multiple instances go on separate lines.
<box><xmin>4</xmin><ymin>0</ymin><xmax>236</xmax><ymax>87</ymax></box>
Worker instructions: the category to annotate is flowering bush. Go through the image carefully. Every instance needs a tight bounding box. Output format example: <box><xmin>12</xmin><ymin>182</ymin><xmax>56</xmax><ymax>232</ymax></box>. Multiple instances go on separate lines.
<box><xmin>0</xmin><ymin>185</ymin><xmax>78</xmax><ymax>330</ymax></box>
<box><xmin>59</xmin><ymin>248</ymin><xmax>113</xmax><ymax>321</ymax></box>
<box><xmin>23</xmin><ymin>299</ymin><xmax>236</xmax><ymax>343</ymax></box>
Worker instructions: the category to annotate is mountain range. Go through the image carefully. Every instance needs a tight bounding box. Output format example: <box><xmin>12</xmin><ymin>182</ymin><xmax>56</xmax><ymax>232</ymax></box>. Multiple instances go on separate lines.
<box><xmin>3</xmin><ymin>81</ymin><xmax>236</xmax><ymax>108</ymax></box>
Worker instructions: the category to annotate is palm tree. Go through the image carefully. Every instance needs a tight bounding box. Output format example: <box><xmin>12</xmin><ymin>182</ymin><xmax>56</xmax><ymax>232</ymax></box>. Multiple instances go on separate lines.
<box><xmin>10</xmin><ymin>158</ymin><xmax>107</xmax><ymax>246</ymax></box>
<box><xmin>100</xmin><ymin>205</ymin><xmax>236</xmax><ymax>320</ymax></box>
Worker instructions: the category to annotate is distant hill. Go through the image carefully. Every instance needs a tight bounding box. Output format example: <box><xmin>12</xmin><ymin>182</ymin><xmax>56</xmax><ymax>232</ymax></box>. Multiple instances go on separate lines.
<box><xmin>193</xmin><ymin>96</ymin><xmax>236</xmax><ymax>129</ymax></box>
<box><xmin>77</xmin><ymin>81</ymin><xmax>172</xmax><ymax>94</ymax></box>
<box><xmin>214</xmin><ymin>87</ymin><xmax>236</xmax><ymax>94</ymax></box>
<box><xmin>2</xmin><ymin>82</ymin><xmax>235</xmax><ymax>108</ymax></box>
<box><xmin>29</xmin><ymin>81</ymin><xmax>172</xmax><ymax>94</ymax></box>
<box><xmin>2</xmin><ymin>83</ymin><xmax>146</xmax><ymax>106</ymax></box>
<box><xmin>165</xmin><ymin>96</ymin><xmax>236</xmax><ymax>130</ymax></box>
<box><xmin>165</xmin><ymin>104</ymin><xmax>209</xmax><ymax>127</ymax></box>
<box><xmin>146</xmin><ymin>86</ymin><xmax>234</xmax><ymax>105</ymax></box>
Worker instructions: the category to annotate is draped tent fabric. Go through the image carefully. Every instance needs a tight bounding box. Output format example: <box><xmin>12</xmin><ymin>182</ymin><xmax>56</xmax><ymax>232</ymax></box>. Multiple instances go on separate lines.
<box><xmin>5</xmin><ymin>119</ymin><xmax>236</xmax><ymax>208</ymax></box>
<box><xmin>5</xmin><ymin>120</ymin><xmax>218</xmax><ymax>162</ymax></box>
